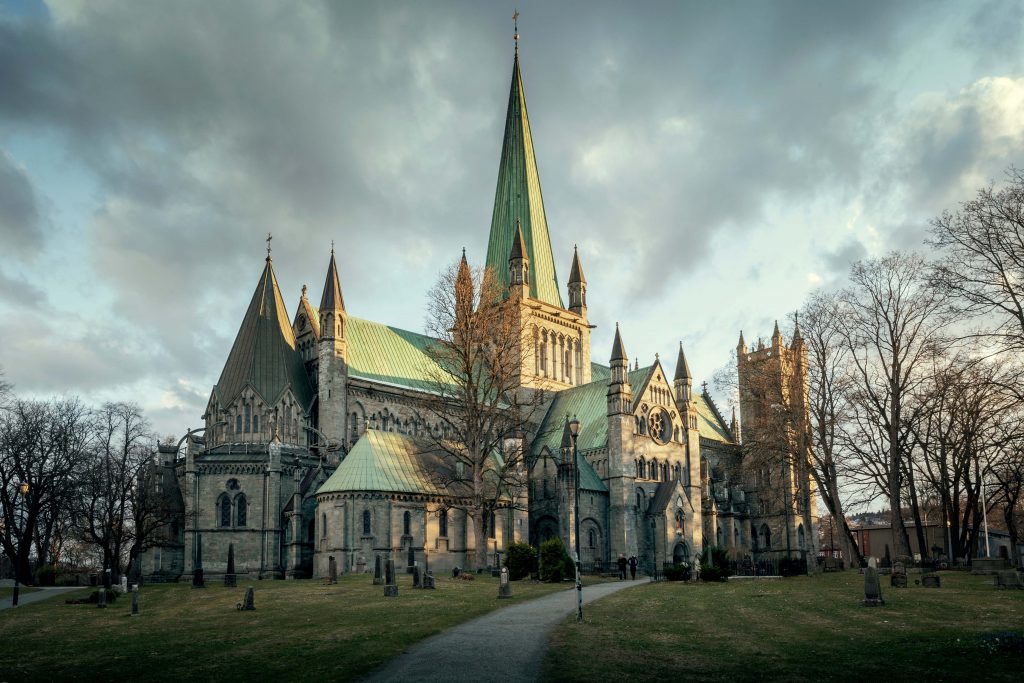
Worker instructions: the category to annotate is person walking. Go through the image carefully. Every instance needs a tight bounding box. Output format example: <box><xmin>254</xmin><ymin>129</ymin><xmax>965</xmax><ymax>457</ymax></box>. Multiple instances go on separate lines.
<box><xmin>628</xmin><ymin>555</ymin><xmax>638</xmax><ymax>580</ymax></box>
<box><xmin>617</xmin><ymin>554</ymin><xmax>627</xmax><ymax>580</ymax></box>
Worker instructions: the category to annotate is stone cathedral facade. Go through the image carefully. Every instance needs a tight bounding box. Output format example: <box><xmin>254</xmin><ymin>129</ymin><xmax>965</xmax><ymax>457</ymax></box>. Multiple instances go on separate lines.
<box><xmin>139</xmin><ymin>48</ymin><xmax>817</xmax><ymax>582</ymax></box>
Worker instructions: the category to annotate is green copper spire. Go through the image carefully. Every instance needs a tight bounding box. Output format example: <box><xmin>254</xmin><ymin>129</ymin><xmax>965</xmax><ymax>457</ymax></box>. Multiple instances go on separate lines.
<box><xmin>485</xmin><ymin>52</ymin><xmax>563</xmax><ymax>307</ymax></box>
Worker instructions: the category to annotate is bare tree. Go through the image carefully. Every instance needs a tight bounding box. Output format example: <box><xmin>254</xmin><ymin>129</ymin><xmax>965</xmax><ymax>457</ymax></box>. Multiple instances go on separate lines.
<box><xmin>0</xmin><ymin>398</ymin><xmax>90</xmax><ymax>585</ymax></box>
<box><xmin>930</xmin><ymin>168</ymin><xmax>1024</xmax><ymax>358</ymax></box>
<box><xmin>421</xmin><ymin>257</ymin><xmax>541</xmax><ymax>570</ymax></box>
<box><xmin>839</xmin><ymin>252</ymin><xmax>951</xmax><ymax>559</ymax></box>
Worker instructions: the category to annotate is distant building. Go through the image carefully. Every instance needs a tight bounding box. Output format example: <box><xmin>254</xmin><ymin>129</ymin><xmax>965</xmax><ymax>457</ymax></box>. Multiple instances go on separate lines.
<box><xmin>140</xmin><ymin>42</ymin><xmax>817</xmax><ymax>582</ymax></box>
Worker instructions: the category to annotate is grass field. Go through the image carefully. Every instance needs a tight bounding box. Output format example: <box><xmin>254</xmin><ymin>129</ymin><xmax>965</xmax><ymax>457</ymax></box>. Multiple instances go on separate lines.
<box><xmin>544</xmin><ymin>571</ymin><xmax>1024</xmax><ymax>682</ymax></box>
<box><xmin>0</xmin><ymin>586</ymin><xmax>39</xmax><ymax>600</ymax></box>
<box><xmin>0</xmin><ymin>573</ymin><xmax>569</xmax><ymax>682</ymax></box>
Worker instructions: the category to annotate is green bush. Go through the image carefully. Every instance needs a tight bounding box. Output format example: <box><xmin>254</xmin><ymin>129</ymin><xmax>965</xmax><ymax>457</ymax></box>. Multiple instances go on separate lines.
<box><xmin>663</xmin><ymin>563</ymin><xmax>692</xmax><ymax>581</ymax></box>
<box><xmin>539</xmin><ymin>537</ymin><xmax>574</xmax><ymax>582</ymax></box>
<box><xmin>504</xmin><ymin>542</ymin><xmax>536</xmax><ymax>581</ymax></box>
<box><xmin>35</xmin><ymin>565</ymin><xmax>59</xmax><ymax>586</ymax></box>
<box><xmin>699</xmin><ymin>546</ymin><xmax>732</xmax><ymax>582</ymax></box>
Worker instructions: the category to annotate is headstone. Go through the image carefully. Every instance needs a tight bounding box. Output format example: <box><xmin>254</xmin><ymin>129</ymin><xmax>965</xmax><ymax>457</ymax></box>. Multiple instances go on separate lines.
<box><xmin>422</xmin><ymin>570</ymin><xmax>436</xmax><ymax>590</ymax></box>
<box><xmin>120</xmin><ymin>575</ymin><xmax>128</xmax><ymax>594</ymax></box>
<box><xmin>867</xmin><ymin>556</ymin><xmax>877</xmax><ymax>569</ymax></box>
<box><xmin>921</xmin><ymin>572</ymin><xmax>941</xmax><ymax>588</ymax></box>
<box><xmin>412</xmin><ymin>563</ymin><xmax>421</xmax><ymax>589</ymax></box>
<box><xmin>239</xmin><ymin>587</ymin><xmax>255</xmax><ymax>610</ymax></box>
<box><xmin>97</xmin><ymin>585</ymin><xmax>107</xmax><ymax>609</ymax></box>
<box><xmin>890</xmin><ymin>561</ymin><xmax>907</xmax><ymax>588</ymax></box>
<box><xmin>130</xmin><ymin>585</ymin><xmax>139</xmax><ymax>617</ymax></box>
<box><xmin>498</xmin><ymin>567</ymin><xmax>512</xmax><ymax>599</ymax></box>
<box><xmin>103</xmin><ymin>568</ymin><xmax>112</xmax><ymax>590</ymax></box>
<box><xmin>384</xmin><ymin>559</ymin><xmax>398</xmax><ymax>597</ymax></box>
<box><xmin>373</xmin><ymin>555</ymin><xmax>384</xmax><ymax>585</ymax></box>
<box><xmin>356</xmin><ymin>555</ymin><xmax>367</xmax><ymax>575</ymax></box>
<box><xmin>224</xmin><ymin>543</ymin><xmax>237</xmax><ymax>588</ymax></box>
<box><xmin>328</xmin><ymin>555</ymin><xmax>338</xmax><ymax>585</ymax></box>
<box><xmin>995</xmin><ymin>570</ymin><xmax>1023</xmax><ymax>589</ymax></box>
<box><xmin>452</xmin><ymin>566</ymin><xmax>461</xmax><ymax>578</ymax></box>
<box><xmin>192</xmin><ymin>533</ymin><xmax>206</xmax><ymax>589</ymax></box>
<box><xmin>863</xmin><ymin>566</ymin><xmax>884</xmax><ymax>606</ymax></box>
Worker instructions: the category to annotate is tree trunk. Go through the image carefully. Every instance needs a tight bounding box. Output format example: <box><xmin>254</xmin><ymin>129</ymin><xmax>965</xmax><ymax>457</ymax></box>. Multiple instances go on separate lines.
<box><xmin>473</xmin><ymin>512</ymin><xmax>488</xmax><ymax>571</ymax></box>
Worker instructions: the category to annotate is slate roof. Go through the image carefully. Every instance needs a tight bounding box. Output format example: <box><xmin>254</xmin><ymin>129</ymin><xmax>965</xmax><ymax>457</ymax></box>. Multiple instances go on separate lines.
<box><xmin>346</xmin><ymin>317</ymin><xmax>444</xmax><ymax>392</ymax></box>
<box><xmin>695</xmin><ymin>394</ymin><xmax>734</xmax><ymax>442</ymax></box>
<box><xmin>484</xmin><ymin>53</ymin><xmax>563</xmax><ymax>307</ymax></box>
<box><xmin>214</xmin><ymin>257</ymin><xmax>314</xmax><ymax>410</ymax></box>
<box><xmin>317</xmin><ymin>430</ymin><xmax>445</xmax><ymax>495</ymax></box>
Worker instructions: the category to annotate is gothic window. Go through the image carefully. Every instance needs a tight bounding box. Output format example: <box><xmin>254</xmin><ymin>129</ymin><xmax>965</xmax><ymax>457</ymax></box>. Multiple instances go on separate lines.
<box><xmin>403</xmin><ymin>511</ymin><xmax>411</xmax><ymax>536</ymax></box>
<box><xmin>639</xmin><ymin>418</ymin><xmax>647</xmax><ymax>435</ymax></box>
<box><xmin>439</xmin><ymin>509</ymin><xmax>448</xmax><ymax>537</ymax></box>
<box><xmin>235</xmin><ymin>414</ymin><xmax>242</xmax><ymax>434</ymax></box>
<box><xmin>244</xmin><ymin>404</ymin><xmax>251</xmax><ymax>433</ymax></box>
<box><xmin>751</xmin><ymin>524</ymin><xmax>758</xmax><ymax>551</ymax></box>
<box><xmin>362</xmin><ymin>510</ymin><xmax>372</xmax><ymax>536</ymax></box>
<box><xmin>543</xmin><ymin>478</ymin><xmax>549</xmax><ymax>498</ymax></box>
<box><xmin>735</xmin><ymin>527</ymin><xmax>740</xmax><ymax>546</ymax></box>
<box><xmin>650</xmin><ymin>460</ymin><xmax>658</xmax><ymax>481</ymax></box>
<box><xmin>322</xmin><ymin>513</ymin><xmax>327</xmax><ymax>538</ymax></box>
<box><xmin>219</xmin><ymin>495</ymin><xmax>231</xmax><ymax>527</ymax></box>
<box><xmin>675</xmin><ymin>511</ymin><xmax>684</xmax><ymax>531</ymax></box>
<box><xmin>252</xmin><ymin>413</ymin><xmax>259</xmax><ymax>434</ymax></box>
<box><xmin>488</xmin><ymin>511</ymin><xmax>496</xmax><ymax>539</ymax></box>
<box><xmin>351</xmin><ymin>413</ymin><xmax>359</xmax><ymax>439</ymax></box>
<box><xmin>662</xmin><ymin>463</ymin><xmax>668</xmax><ymax>480</ymax></box>
<box><xmin>760</xmin><ymin>524</ymin><xmax>771</xmax><ymax>550</ymax></box>
<box><xmin>236</xmin><ymin>494</ymin><xmax>247</xmax><ymax>527</ymax></box>
<box><xmin>588</xmin><ymin>529</ymin><xmax>596</xmax><ymax>548</ymax></box>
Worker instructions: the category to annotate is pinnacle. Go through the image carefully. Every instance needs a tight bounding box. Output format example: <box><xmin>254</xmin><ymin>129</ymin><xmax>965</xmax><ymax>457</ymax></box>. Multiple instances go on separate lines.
<box><xmin>610</xmin><ymin>323</ymin><xmax>627</xmax><ymax>363</ymax></box>
<box><xmin>568</xmin><ymin>245</ymin><xmax>586</xmax><ymax>285</ymax></box>
<box><xmin>674</xmin><ymin>343</ymin><xmax>692</xmax><ymax>381</ymax></box>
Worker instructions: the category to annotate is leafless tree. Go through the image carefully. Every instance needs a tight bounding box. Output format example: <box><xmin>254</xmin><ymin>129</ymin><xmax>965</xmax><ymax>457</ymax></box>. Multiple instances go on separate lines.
<box><xmin>421</xmin><ymin>257</ymin><xmax>542</xmax><ymax>570</ymax></box>
<box><xmin>839</xmin><ymin>252</ymin><xmax>952</xmax><ymax>559</ymax></box>
<box><xmin>0</xmin><ymin>398</ymin><xmax>90</xmax><ymax>585</ymax></box>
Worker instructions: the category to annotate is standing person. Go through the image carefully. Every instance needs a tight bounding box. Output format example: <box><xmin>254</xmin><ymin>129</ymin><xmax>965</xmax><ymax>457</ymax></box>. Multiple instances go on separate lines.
<box><xmin>628</xmin><ymin>555</ymin><xmax>638</xmax><ymax>580</ymax></box>
<box><xmin>617</xmin><ymin>554</ymin><xmax>627</xmax><ymax>580</ymax></box>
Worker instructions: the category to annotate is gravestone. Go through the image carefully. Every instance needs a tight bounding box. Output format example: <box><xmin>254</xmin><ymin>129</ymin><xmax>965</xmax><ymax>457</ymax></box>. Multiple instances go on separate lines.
<box><xmin>492</xmin><ymin>552</ymin><xmax>501</xmax><ymax>578</ymax></box>
<box><xmin>239</xmin><ymin>587</ymin><xmax>255</xmax><ymax>610</ymax></box>
<box><xmin>422</xmin><ymin>570</ymin><xmax>436</xmax><ymax>590</ymax></box>
<box><xmin>452</xmin><ymin>566</ymin><xmax>461</xmax><ymax>579</ymax></box>
<box><xmin>384</xmin><ymin>559</ymin><xmax>398</xmax><ymax>598</ymax></box>
<box><xmin>995</xmin><ymin>570</ymin><xmax>1023</xmax><ymax>589</ymax></box>
<box><xmin>328</xmin><ymin>555</ymin><xmax>338</xmax><ymax>585</ymax></box>
<box><xmin>498</xmin><ymin>567</ymin><xmax>512</xmax><ymax>599</ymax></box>
<box><xmin>863</xmin><ymin>566</ymin><xmax>884</xmax><ymax>606</ymax></box>
<box><xmin>356</xmin><ymin>555</ymin><xmax>367</xmax><ymax>575</ymax></box>
<box><xmin>922</xmin><ymin>572</ymin><xmax>941</xmax><ymax>588</ymax></box>
<box><xmin>97</xmin><ymin>584</ymin><xmax>107</xmax><ymax>609</ymax></box>
<box><xmin>192</xmin><ymin>533</ymin><xmax>206</xmax><ymax>589</ymax></box>
<box><xmin>224</xmin><ymin>543</ymin><xmax>237</xmax><ymax>588</ymax></box>
<box><xmin>130</xmin><ymin>585</ymin><xmax>139</xmax><ymax>617</ymax></box>
<box><xmin>890</xmin><ymin>561</ymin><xmax>907</xmax><ymax>588</ymax></box>
<box><xmin>412</xmin><ymin>563</ymin><xmax>421</xmax><ymax>589</ymax></box>
<box><xmin>120</xmin><ymin>575</ymin><xmax>128</xmax><ymax>594</ymax></box>
<box><xmin>373</xmin><ymin>555</ymin><xmax>384</xmax><ymax>585</ymax></box>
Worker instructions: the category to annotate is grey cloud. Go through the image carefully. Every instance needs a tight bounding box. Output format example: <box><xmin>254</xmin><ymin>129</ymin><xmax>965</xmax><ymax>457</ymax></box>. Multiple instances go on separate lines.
<box><xmin>0</xmin><ymin>149</ymin><xmax>43</xmax><ymax>255</ymax></box>
<box><xmin>824</xmin><ymin>239</ymin><xmax>867</xmax><ymax>275</ymax></box>
<box><xmin>0</xmin><ymin>266</ymin><xmax>45</xmax><ymax>305</ymax></box>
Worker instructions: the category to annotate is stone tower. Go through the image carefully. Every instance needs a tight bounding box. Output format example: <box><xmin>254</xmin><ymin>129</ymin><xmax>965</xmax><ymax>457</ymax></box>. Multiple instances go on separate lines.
<box><xmin>605</xmin><ymin>325</ymin><xmax>638</xmax><ymax>558</ymax></box>
<box><xmin>673</xmin><ymin>344</ymin><xmax>702</xmax><ymax>496</ymax></box>
<box><xmin>736</xmin><ymin>321</ymin><xmax>818</xmax><ymax>565</ymax></box>
<box><xmin>317</xmin><ymin>248</ymin><xmax>348</xmax><ymax>453</ymax></box>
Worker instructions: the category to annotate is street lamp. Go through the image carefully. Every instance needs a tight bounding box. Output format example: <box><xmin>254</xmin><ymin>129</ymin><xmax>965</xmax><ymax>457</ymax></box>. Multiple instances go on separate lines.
<box><xmin>12</xmin><ymin>481</ymin><xmax>29</xmax><ymax>607</ymax></box>
<box><xmin>568</xmin><ymin>415</ymin><xmax>582</xmax><ymax>623</ymax></box>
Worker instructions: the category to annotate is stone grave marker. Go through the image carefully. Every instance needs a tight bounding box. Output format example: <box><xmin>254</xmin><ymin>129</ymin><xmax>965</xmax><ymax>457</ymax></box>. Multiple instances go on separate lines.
<box><xmin>130</xmin><ymin>585</ymin><xmax>139</xmax><ymax>617</ymax></box>
<box><xmin>412</xmin><ymin>563</ymin><xmax>421</xmax><ymax>589</ymax></box>
<box><xmin>890</xmin><ymin>561</ymin><xmax>907</xmax><ymax>588</ymax></box>
<box><xmin>239</xmin><ymin>587</ymin><xmax>255</xmax><ymax>611</ymax></box>
<box><xmin>328</xmin><ymin>555</ymin><xmax>338</xmax><ymax>585</ymax></box>
<box><xmin>373</xmin><ymin>555</ymin><xmax>384</xmax><ymax>585</ymax></box>
<box><xmin>356</xmin><ymin>555</ymin><xmax>367</xmax><ymax>575</ymax></box>
<box><xmin>120</xmin><ymin>575</ymin><xmax>128</xmax><ymax>594</ymax></box>
<box><xmin>192</xmin><ymin>533</ymin><xmax>206</xmax><ymax>589</ymax></box>
<box><xmin>423</xmin><ymin>570</ymin><xmax>435</xmax><ymax>590</ymax></box>
<box><xmin>995</xmin><ymin>570</ymin><xmax>1022</xmax><ymax>589</ymax></box>
<box><xmin>863</xmin><ymin>566</ymin><xmax>884</xmax><ymax>606</ymax></box>
<box><xmin>498</xmin><ymin>567</ymin><xmax>512</xmax><ymax>599</ymax></box>
<box><xmin>384</xmin><ymin>559</ymin><xmax>398</xmax><ymax>598</ymax></box>
<box><xmin>97</xmin><ymin>584</ymin><xmax>108</xmax><ymax>609</ymax></box>
<box><xmin>921</xmin><ymin>572</ymin><xmax>941</xmax><ymax>588</ymax></box>
<box><xmin>224</xmin><ymin>543</ymin><xmax>237</xmax><ymax>588</ymax></box>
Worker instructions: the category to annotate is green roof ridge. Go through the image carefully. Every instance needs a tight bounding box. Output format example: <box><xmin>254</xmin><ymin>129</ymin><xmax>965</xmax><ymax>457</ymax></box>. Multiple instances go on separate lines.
<box><xmin>485</xmin><ymin>53</ymin><xmax>563</xmax><ymax>307</ymax></box>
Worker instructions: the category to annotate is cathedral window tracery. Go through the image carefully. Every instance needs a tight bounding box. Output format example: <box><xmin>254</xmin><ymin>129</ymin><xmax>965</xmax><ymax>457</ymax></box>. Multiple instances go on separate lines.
<box><xmin>362</xmin><ymin>510</ymin><xmax>372</xmax><ymax>536</ymax></box>
<box><xmin>438</xmin><ymin>508</ymin><xmax>448</xmax><ymax>537</ymax></box>
<box><xmin>236</xmin><ymin>494</ymin><xmax>247</xmax><ymax>527</ymax></box>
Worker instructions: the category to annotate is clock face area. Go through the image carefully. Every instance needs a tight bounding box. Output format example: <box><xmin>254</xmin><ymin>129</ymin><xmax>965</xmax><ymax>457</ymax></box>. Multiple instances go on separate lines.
<box><xmin>649</xmin><ymin>407</ymin><xmax>672</xmax><ymax>444</ymax></box>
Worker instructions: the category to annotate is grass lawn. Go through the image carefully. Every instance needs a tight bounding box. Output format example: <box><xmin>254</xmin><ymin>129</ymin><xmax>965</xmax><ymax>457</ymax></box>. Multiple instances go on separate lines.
<box><xmin>0</xmin><ymin>572</ymin><xmax>569</xmax><ymax>681</ymax></box>
<box><xmin>544</xmin><ymin>571</ymin><xmax>1024</xmax><ymax>682</ymax></box>
<box><xmin>0</xmin><ymin>586</ymin><xmax>39</xmax><ymax>599</ymax></box>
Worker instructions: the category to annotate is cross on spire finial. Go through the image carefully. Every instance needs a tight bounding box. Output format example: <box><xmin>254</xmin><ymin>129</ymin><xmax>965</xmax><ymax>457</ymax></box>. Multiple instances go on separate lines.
<box><xmin>702</xmin><ymin>381</ymin><xmax>709</xmax><ymax>394</ymax></box>
<box><xmin>331</xmin><ymin>239</ymin><xmax>335</xmax><ymax>254</ymax></box>
<box><xmin>266</xmin><ymin>232</ymin><xmax>272</xmax><ymax>261</ymax></box>
<box><xmin>513</xmin><ymin>9</ymin><xmax>520</xmax><ymax>53</ymax></box>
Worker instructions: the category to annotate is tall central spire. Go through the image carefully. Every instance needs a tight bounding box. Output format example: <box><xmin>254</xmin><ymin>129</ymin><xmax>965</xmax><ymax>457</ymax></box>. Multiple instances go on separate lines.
<box><xmin>484</xmin><ymin>48</ymin><xmax>563</xmax><ymax>308</ymax></box>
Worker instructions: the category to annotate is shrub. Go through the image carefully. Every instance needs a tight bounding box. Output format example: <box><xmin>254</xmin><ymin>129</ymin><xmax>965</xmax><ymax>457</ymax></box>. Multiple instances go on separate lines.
<box><xmin>504</xmin><ymin>542</ymin><xmax>536</xmax><ymax>581</ymax></box>
<box><xmin>539</xmin><ymin>537</ymin><xmax>573</xmax><ymax>582</ymax></box>
<box><xmin>699</xmin><ymin>546</ymin><xmax>732</xmax><ymax>582</ymax></box>
<box><xmin>663</xmin><ymin>563</ymin><xmax>692</xmax><ymax>581</ymax></box>
<box><xmin>35</xmin><ymin>565</ymin><xmax>59</xmax><ymax>586</ymax></box>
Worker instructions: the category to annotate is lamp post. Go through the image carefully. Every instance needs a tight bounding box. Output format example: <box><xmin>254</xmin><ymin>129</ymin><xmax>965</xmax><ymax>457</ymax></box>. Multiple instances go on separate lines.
<box><xmin>946</xmin><ymin>519</ymin><xmax>953</xmax><ymax>567</ymax></box>
<box><xmin>980</xmin><ymin>458</ymin><xmax>991</xmax><ymax>559</ymax></box>
<box><xmin>568</xmin><ymin>415</ymin><xmax>582</xmax><ymax>623</ymax></box>
<box><xmin>12</xmin><ymin>481</ymin><xmax>29</xmax><ymax>607</ymax></box>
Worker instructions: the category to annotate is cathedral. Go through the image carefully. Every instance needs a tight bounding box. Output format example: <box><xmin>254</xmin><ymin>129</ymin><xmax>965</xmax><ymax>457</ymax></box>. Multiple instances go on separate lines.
<box><xmin>140</xmin><ymin>45</ymin><xmax>818</xmax><ymax>582</ymax></box>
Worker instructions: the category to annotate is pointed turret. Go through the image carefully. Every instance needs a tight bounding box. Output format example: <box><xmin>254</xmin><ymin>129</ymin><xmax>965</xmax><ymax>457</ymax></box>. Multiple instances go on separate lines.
<box><xmin>484</xmin><ymin>50</ymin><xmax>563</xmax><ymax>307</ymax></box>
<box><xmin>771</xmin><ymin>320</ymin><xmax>783</xmax><ymax>349</ymax></box>
<box><xmin>508</xmin><ymin>221</ymin><xmax>530</xmax><ymax>296</ymax></box>
<box><xmin>791</xmin><ymin>312</ymin><xmax>804</xmax><ymax>349</ymax></box>
<box><xmin>673</xmin><ymin>343</ymin><xmax>693</xmax><ymax>406</ymax></box>
<box><xmin>318</xmin><ymin>246</ymin><xmax>349</xmax><ymax>451</ymax></box>
<box><xmin>673</xmin><ymin>343</ymin><xmax>692</xmax><ymax>382</ymax></box>
<box><xmin>213</xmin><ymin>251</ymin><xmax>314</xmax><ymax>421</ymax></box>
<box><xmin>737</xmin><ymin>330</ymin><xmax>747</xmax><ymax>355</ymax></box>
<box><xmin>730</xmin><ymin>406</ymin><xmax>741</xmax><ymax>442</ymax></box>
<box><xmin>456</xmin><ymin>248</ymin><xmax>474</xmax><ymax>323</ymax></box>
<box><xmin>607</xmin><ymin>324</ymin><xmax>632</xmax><ymax>416</ymax></box>
<box><xmin>319</xmin><ymin>248</ymin><xmax>346</xmax><ymax>340</ymax></box>
<box><xmin>567</xmin><ymin>245</ymin><xmax>587</xmax><ymax>317</ymax></box>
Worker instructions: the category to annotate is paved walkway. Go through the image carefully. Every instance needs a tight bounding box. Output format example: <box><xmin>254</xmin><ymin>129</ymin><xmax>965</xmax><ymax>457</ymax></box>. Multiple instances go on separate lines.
<box><xmin>362</xmin><ymin>579</ymin><xmax>645</xmax><ymax>683</ymax></box>
<box><xmin>0</xmin><ymin>586</ymin><xmax>82</xmax><ymax>611</ymax></box>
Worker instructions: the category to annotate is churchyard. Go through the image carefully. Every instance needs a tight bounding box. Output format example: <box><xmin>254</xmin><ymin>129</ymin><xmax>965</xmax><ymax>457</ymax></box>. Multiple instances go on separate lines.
<box><xmin>0</xmin><ymin>586</ymin><xmax>37</xmax><ymax>600</ymax></box>
<box><xmin>0</xmin><ymin>572</ymin><xmax>569</xmax><ymax>681</ymax></box>
<box><xmin>545</xmin><ymin>570</ymin><xmax>1024</xmax><ymax>681</ymax></box>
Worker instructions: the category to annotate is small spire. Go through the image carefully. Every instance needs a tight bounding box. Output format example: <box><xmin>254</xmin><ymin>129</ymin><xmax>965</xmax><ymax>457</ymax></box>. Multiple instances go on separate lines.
<box><xmin>510</xmin><ymin>220</ymin><xmax>527</xmax><ymax>261</ymax></box>
<box><xmin>738</xmin><ymin>330</ymin><xmax>746</xmax><ymax>348</ymax></box>
<box><xmin>568</xmin><ymin>244</ymin><xmax>586</xmax><ymax>285</ymax></box>
<box><xmin>674</xmin><ymin>343</ymin><xmax>692</xmax><ymax>381</ymax></box>
<box><xmin>560</xmin><ymin>415</ymin><xmax>572</xmax><ymax>450</ymax></box>
<box><xmin>610</xmin><ymin>323</ymin><xmax>628</xmax><ymax>363</ymax></box>
<box><xmin>331</xmin><ymin>240</ymin><xmax>335</xmax><ymax>254</ymax></box>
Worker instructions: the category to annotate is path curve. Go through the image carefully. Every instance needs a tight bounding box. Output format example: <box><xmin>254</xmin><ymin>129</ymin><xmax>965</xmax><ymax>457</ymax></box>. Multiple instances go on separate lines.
<box><xmin>0</xmin><ymin>586</ymin><xmax>82</xmax><ymax>611</ymax></box>
<box><xmin>362</xmin><ymin>579</ymin><xmax>644</xmax><ymax>683</ymax></box>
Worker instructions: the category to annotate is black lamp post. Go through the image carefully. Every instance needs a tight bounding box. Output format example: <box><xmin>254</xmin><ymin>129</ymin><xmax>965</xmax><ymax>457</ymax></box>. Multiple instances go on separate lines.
<box><xmin>12</xmin><ymin>481</ymin><xmax>29</xmax><ymax>607</ymax></box>
<box><xmin>568</xmin><ymin>415</ymin><xmax>582</xmax><ymax>623</ymax></box>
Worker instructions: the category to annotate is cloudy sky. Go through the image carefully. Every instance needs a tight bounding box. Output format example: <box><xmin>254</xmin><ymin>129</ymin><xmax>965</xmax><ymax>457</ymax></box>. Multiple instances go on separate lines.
<box><xmin>1</xmin><ymin>0</ymin><xmax>1023</xmax><ymax>438</ymax></box>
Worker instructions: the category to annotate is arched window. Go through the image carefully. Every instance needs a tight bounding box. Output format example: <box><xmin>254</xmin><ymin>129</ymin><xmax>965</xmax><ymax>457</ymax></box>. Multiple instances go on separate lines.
<box><xmin>734</xmin><ymin>527</ymin><xmax>740</xmax><ymax>546</ymax></box>
<box><xmin>760</xmin><ymin>524</ymin><xmax>771</xmax><ymax>550</ymax></box>
<box><xmin>403</xmin><ymin>511</ymin><xmax>411</xmax><ymax>536</ymax></box>
<box><xmin>639</xmin><ymin>458</ymin><xmax>646</xmax><ymax>479</ymax></box>
<box><xmin>588</xmin><ymin>529</ymin><xmax>596</xmax><ymax>548</ymax></box>
<box><xmin>486</xmin><ymin>511</ymin><xmax>496</xmax><ymax>539</ymax></box>
<box><xmin>322</xmin><ymin>513</ymin><xmax>327</xmax><ymax>538</ymax></box>
<box><xmin>219</xmin><ymin>496</ymin><xmax>231</xmax><ymax>527</ymax></box>
<box><xmin>252</xmin><ymin>413</ymin><xmax>259</xmax><ymax>434</ymax></box>
<box><xmin>235</xmin><ymin>414</ymin><xmax>242</xmax><ymax>434</ymax></box>
<box><xmin>751</xmin><ymin>524</ymin><xmax>759</xmax><ymax>551</ymax></box>
<box><xmin>244</xmin><ymin>404</ymin><xmax>251</xmax><ymax>433</ymax></box>
<box><xmin>438</xmin><ymin>509</ymin><xmax>448</xmax><ymax>537</ymax></box>
<box><xmin>716</xmin><ymin>527</ymin><xmax>723</xmax><ymax>547</ymax></box>
<box><xmin>675</xmin><ymin>511</ymin><xmax>684</xmax><ymax>530</ymax></box>
<box><xmin>650</xmin><ymin>460</ymin><xmax>658</xmax><ymax>481</ymax></box>
<box><xmin>362</xmin><ymin>510</ymin><xmax>372</xmax><ymax>536</ymax></box>
<box><xmin>236</xmin><ymin>494</ymin><xmax>247</xmax><ymax>527</ymax></box>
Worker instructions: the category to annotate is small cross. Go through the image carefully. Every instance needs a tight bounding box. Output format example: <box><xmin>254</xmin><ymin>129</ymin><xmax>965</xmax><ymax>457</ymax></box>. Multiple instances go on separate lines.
<box><xmin>513</xmin><ymin>9</ymin><xmax>520</xmax><ymax>50</ymax></box>
<box><xmin>702</xmin><ymin>381</ymin><xmax>708</xmax><ymax>393</ymax></box>
<box><xmin>266</xmin><ymin>232</ymin><xmax>273</xmax><ymax>257</ymax></box>
<box><xmin>331</xmin><ymin>239</ymin><xmax>335</xmax><ymax>253</ymax></box>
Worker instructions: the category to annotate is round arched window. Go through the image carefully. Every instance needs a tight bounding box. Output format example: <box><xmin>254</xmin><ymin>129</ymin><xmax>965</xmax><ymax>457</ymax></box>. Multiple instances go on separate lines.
<box><xmin>649</xmin><ymin>408</ymin><xmax>672</xmax><ymax>444</ymax></box>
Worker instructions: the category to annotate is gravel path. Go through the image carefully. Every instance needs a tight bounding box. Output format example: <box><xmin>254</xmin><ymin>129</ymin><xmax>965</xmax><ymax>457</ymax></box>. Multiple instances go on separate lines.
<box><xmin>0</xmin><ymin>586</ymin><xmax>82</xmax><ymax>611</ymax></box>
<box><xmin>362</xmin><ymin>579</ymin><xmax>644</xmax><ymax>683</ymax></box>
